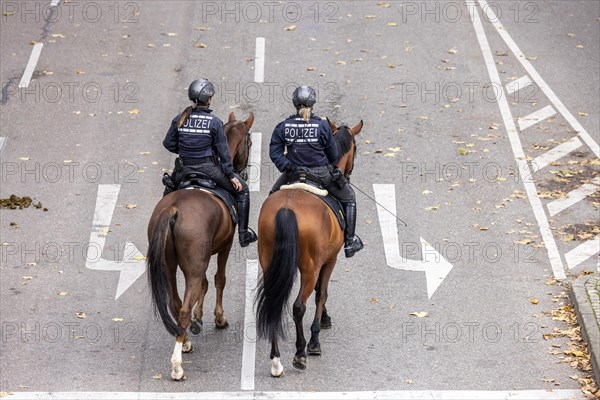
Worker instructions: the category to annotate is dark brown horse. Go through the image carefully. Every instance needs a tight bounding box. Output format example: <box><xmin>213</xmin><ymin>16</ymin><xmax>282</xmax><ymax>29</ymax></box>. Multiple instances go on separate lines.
<box><xmin>256</xmin><ymin>119</ymin><xmax>363</xmax><ymax>377</ymax></box>
<box><xmin>147</xmin><ymin>112</ymin><xmax>254</xmax><ymax>381</ymax></box>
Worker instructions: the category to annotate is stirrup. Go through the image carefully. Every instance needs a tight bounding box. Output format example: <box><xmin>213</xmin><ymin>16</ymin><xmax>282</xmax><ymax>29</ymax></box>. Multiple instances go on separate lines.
<box><xmin>239</xmin><ymin>228</ymin><xmax>258</xmax><ymax>247</ymax></box>
<box><xmin>344</xmin><ymin>236</ymin><xmax>363</xmax><ymax>258</ymax></box>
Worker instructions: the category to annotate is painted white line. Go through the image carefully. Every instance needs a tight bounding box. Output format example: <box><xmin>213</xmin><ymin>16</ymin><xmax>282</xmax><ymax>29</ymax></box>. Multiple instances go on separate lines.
<box><xmin>373</xmin><ymin>184</ymin><xmax>453</xmax><ymax>298</ymax></box>
<box><xmin>517</xmin><ymin>105</ymin><xmax>556</xmax><ymax>131</ymax></box>
<box><xmin>2</xmin><ymin>390</ymin><xmax>585</xmax><ymax>400</ymax></box>
<box><xmin>249</xmin><ymin>132</ymin><xmax>262</xmax><ymax>192</ymax></box>
<box><xmin>565</xmin><ymin>237</ymin><xmax>600</xmax><ymax>270</ymax></box>
<box><xmin>505</xmin><ymin>75</ymin><xmax>532</xmax><ymax>95</ymax></box>
<box><xmin>0</xmin><ymin>137</ymin><xmax>6</xmax><ymax>162</ymax></box>
<box><xmin>478</xmin><ymin>0</ymin><xmax>600</xmax><ymax>159</ymax></box>
<box><xmin>50</xmin><ymin>0</ymin><xmax>60</xmax><ymax>6</ymax></box>
<box><xmin>547</xmin><ymin>178</ymin><xmax>600</xmax><ymax>217</ymax></box>
<box><xmin>468</xmin><ymin>1</ymin><xmax>566</xmax><ymax>280</ymax></box>
<box><xmin>86</xmin><ymin>184</ymin><xmax>146</xmax><ymax>299</ymax></box>
<box><xmin>254</xmin><ymin>37</ymin><xmax>265</xmax><ymax>83</ymax></box>
<box><xmin>532</xmin><ymin>136</ymin><xmax>582</xmax><ymax>172</ymax></box>
<box><xmin>240</xmin><ymin>259</ymin><xmax>258</xmax><ymax>390</ymax></box>
<box><xmin>18</xmin><ymin>43</ymin><xmax>43</xmax><ymax>88</ymax></box>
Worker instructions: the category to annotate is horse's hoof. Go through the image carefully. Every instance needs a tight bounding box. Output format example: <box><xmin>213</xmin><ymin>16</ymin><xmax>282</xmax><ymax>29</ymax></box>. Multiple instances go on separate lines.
<box><xmin>292</xmin><ymin>356</ymin><xmax>307</xmax><ymax>370</ymax></box>
<box><xmin>182</xmin><ymin>342</ymin><xmax>193</xmax><ymax>354</ymax></box>
<box><xmin>321</xmin><ymin>316</ymin><xmax>332</xmax><ymax>330</ymax></box>
<box><xmin>215</xmin><ymin>318</ymin><xmax>229</xmax><ymax>330</ymax></box>
<box><xmin>271</xmin><ymin>357</ymin><xmax>284</xmax><ymax>377</ymax></box>
<box><xmin>190</xmin><ymin>320</ymin><xmax>203</xmax><ymax>335</ymax></box>
<box><xmin>307</xmin><ymin>344</ymin><xmax>321</xmax><ymax>356</ymax></box>
<box><xmin>171</xmin><ymin>370</ymin><xmax>186</xmax><ymax>381</ymax></box>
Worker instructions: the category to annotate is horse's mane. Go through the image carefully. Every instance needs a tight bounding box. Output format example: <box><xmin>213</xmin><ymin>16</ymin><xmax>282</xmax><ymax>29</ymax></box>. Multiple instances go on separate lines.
<box><xmin>334</xmin><ymin>126</ymin><xmax>355</xmax><ymax>163</ymax></box>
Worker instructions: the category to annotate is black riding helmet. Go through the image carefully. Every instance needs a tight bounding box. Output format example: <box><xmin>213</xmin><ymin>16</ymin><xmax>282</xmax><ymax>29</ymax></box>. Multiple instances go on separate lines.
<box><xmin>292</xmin><ymin>85</ymin><xmax>316</xmax><ymax>108</ymax></box>
<box><xmin>188</xmin><ymin>79</ymin><xmax>215</xmax><ymax>103</ymax></box>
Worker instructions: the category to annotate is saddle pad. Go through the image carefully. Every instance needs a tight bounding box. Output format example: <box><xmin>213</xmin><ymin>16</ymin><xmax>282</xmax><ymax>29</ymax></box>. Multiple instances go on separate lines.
<box><xmin>279</xmin><ymin>184</ymin><xmax>345</xmax><ymax>230</ymax></box>
<box><xmin>183</xmin><ymin>186</ymin><xmax>238</xmax><ymax>225</ymax></box>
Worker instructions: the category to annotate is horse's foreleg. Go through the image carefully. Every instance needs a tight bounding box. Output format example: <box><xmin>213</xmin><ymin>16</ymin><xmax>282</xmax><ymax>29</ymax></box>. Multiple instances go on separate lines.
<box><xmin>214</xmin><ymin>242</ymin><xmax>232</xmax><ymax>329</ymax></box>
<box><xmin>308</xmin><ymin>262</ymin><xmax>335</xmax><ymax>355</ymax></box>
<box><xmin>191</xmin><ymin>276</ymin><xmax>209</xmax><ymax>335</ymax></box>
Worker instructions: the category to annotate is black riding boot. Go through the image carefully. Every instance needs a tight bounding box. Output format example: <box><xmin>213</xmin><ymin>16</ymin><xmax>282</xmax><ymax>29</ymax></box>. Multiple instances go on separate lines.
<box><xmin>237</xmin><ymin>192</ymin><xmax>258</xmax><ymax>247</ymax></box>
<box><xmin>343</xmin><ymin>202</ymin><xmax>363</xmax><ymax>258</ymax></box>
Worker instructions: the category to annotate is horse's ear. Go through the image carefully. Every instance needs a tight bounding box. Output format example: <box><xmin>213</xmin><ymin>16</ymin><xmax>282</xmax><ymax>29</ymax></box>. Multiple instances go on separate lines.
<box><xmin>326</xmin><ymin>117</ymin><xmax>337</xmax><ymax>133</ymax></box>
<box><xmin>228</xmin><ymin>112</ymin><xmax>236</xmax><ymax>123</ymax></box>
<box><xmin>350</xmin><ymin>120</ymin><xmax>363</xmax><ymax>136</ymax></box>
<box><xmin>244</xmin><ymin>112</ymin><xmax>254</xmax><ymax>131</ymax></box>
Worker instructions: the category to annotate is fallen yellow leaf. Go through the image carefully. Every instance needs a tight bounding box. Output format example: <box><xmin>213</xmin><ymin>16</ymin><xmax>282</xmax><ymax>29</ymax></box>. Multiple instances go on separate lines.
<box><xmin>285</xmin><ymin>25</ymin><xmax>297</xmax><ymax>31</ymax></box>
<box><xmin>128</xmin><ymin>108</ymin><xmax>141</xmax><ymax>114</ymax></box>
<box><xmin>530</xmin><ymin>297</ymin><xmax>539</xmax><ymax>304</ymax></box>
<box><xmin>410</xmin><ymin>312</ymin><xmax>429</xmax><ymax>318</ymax></box>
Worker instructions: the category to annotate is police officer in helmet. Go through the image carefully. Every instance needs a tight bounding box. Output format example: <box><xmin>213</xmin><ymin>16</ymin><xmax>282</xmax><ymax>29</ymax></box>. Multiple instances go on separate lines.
<box><xmin>163</xmin><ymin>79</ymin><xmax>258</xmax><ymax>247</ymax></box>
<box><xmin>269</xmin><ymin>85</ymin><xmax>363</xmax><ymax>257</ymax></box>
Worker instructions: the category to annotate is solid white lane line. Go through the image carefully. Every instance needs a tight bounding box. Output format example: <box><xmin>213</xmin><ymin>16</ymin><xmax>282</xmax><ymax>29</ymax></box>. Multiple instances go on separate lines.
<box><xmin>19</xmin><ymin>43</ymin><xmax>43</xmax><ymax>88</ymax></box>
<box><xmin>50</xmin><ymin>0</ymin><xmax>60</xmax><ymax>6</ymax></box>
<box><xmin>254</xmin><ymin>37</ymin><xmax>265</xmax><ymax>83</ymax></box>
<box><xmin>478</xmin><ymin>0</ymin><xmax>600</xmax><ymax>159</ymax></box>
<box><xmin>517</xmin><ymin>105</ymin><xmax>556</xmax><ymax>131</ymax></box>
<box><xmin>547</xmin><ymin>178</ymin><xmax>600</xmax><ymax>217</ymax></box>
<box><xmin>565</xmin><ymin>237</ymin><xmax>600</xmax><ymax>270</ymax></box>
<box><xmin>468</xmin><ymin>1</ymin><xmax>566</xmax><ymax>280</ymax></box>
<box><xmin>0</xmin><ymin>137</ymin><xmax>6</xmax><ymax>159</ymax></box>
<box><xmin>3</xmin><ymin>390</ymin><xmax>585</xmax><ymax>399</ymax></box>
<box><xmin>92</xmin><ymin>184</ymin><xmax>121</xmax><ymax>227</ymax></box>
<box><xmin>505</xmin><ymin>75</ymin><xmax>532</xmax><ymax>95</ymax></box>
<box><xmin>532</xmin><ymin>137</ymin><xmax>582</xmax><ymax>172</ymax></box>
<box><xmin>249</xmin><ymin>132</ymin><xmax>262</xmax><ymax>192</ymax></box>
<box><xmin>240</xmin><ymin>259</ymin><xmax>258</xmax><ymax>391</ymax></box>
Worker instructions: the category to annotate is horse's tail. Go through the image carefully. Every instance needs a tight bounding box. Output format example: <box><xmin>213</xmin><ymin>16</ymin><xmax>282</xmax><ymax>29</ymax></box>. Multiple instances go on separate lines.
<box><xmin>256</xmin><ymin>208</ymin><xmax>299</xmax><ymax>341</ymax></box>
<box><xmin>147</xmin><ymin>206</ymin><xmax>184</xmax><ymax>337</ymax></box>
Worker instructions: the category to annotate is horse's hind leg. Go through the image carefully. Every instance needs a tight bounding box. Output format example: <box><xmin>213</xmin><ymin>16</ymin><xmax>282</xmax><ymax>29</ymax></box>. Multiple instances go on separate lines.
<box><xmin>191</xmin><ymin>276</ymin><xmax>209</xmax><ymax>335</ymax></box>
<box><xmin>292</xmin><ymin>270</ymin><xmax>318</xmax><ymax>370</ymax></box>
<box><xmin>213</xmin><ymin>241</ymin><xmax>233</xmax><ymax>329</ymax></box>
<box><xmin>171</xmin><ymin>268</ymin><xmax>206</xmax><ymax>380</ymax></box>
<box><xmin>308</xmin><ymin>261</ymin><xmax>336</xmax><ymax>355</ymax></box>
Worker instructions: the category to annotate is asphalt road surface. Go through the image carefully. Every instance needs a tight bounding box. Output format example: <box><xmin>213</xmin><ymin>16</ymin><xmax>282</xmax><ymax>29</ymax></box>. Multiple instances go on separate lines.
<box><xmin>0</xmin><ymin>1</ymin><xmax>598</xmax><ymax>399</ymax></box>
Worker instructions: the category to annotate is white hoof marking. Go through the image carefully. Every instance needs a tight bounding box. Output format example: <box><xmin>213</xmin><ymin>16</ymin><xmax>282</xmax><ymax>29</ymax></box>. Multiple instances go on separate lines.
<box><xmin>271</xmin><ymin>357</ymin><xmax>284</xmax><ymax>377</ymax></box>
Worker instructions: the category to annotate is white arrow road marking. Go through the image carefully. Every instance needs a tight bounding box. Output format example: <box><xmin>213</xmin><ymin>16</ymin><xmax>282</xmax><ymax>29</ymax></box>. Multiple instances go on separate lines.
<box><xmin>86</xmin><ymin>184</ymin><xmax>145</xmax><ymax>300</ymax></box>
<box><xmin>373</xmin><ymin>184</ymin><xmax>453</xmax><ymax>299</ymax></box>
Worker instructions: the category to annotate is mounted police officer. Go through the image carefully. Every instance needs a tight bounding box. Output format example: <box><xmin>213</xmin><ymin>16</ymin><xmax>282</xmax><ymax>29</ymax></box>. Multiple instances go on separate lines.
<box><xmin>163</xmin><ymin>79</ymin><xmax>258</xmax><ymax>247</ymax></box>
<box><xmin>269</xmin><ymin>85</ymin><xmax>363</xmax><ymax>258</ymax></box>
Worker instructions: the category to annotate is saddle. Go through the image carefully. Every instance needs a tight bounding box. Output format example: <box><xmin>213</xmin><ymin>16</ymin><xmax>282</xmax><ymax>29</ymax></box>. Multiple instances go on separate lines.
<box><xmin>178</xmin><ymin>172</ymin><xmax>238</xmax><ymax>225</ymax></box>
<box><xmin>280</xmin><ymin>174</ymin><xmax>346</xmax><ymax>230</ymax></box>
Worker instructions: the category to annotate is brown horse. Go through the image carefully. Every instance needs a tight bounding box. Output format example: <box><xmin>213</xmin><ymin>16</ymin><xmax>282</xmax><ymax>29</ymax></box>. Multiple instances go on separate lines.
<box><xmin>147</xmin><ymin>112</ymin><xmax>254</xmax><ymax>381</ymax></box>
<box><xmin>255</xmin><ymin>119</ymin><xmax>363</xmax><ymax>377</ymax></box>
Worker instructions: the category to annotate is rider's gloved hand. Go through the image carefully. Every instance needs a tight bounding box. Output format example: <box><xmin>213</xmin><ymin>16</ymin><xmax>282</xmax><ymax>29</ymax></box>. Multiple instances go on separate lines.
<box><xmin>285</xmin><ymin>163</ymin><xmax>297</xmax><ymax>174</ymax></box>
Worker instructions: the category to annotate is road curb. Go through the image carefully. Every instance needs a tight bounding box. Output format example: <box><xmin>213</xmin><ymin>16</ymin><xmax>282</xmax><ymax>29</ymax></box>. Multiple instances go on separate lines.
<box><xmin>569</xmin><ymin>273</ymin><xmax>600</xmax><ymax>385</ymax></box>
